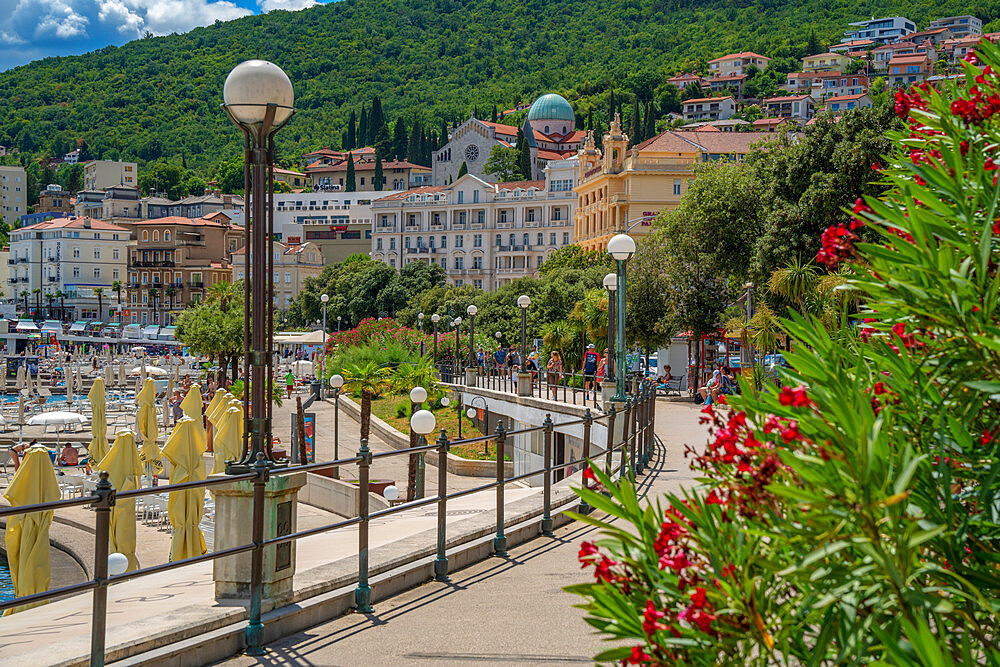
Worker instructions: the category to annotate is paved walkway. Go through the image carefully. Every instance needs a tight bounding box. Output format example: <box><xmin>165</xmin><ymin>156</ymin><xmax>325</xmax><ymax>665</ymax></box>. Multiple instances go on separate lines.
<box><xmin>218</xmin><ymin>399</ymin><xmax>708</xmax><ymax>667</ymax></box>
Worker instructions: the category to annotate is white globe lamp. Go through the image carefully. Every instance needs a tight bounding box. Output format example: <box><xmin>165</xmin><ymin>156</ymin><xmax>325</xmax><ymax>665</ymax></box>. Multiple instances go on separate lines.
<box><xmin>409</xmin><ymin>386</ymin><xmax>428</xmax><ymax>404</ymax></box>
<box><xmin>410</xmin><ymin>409</ymin><xmax>436</xmax><ymax>435</ymax></box>
<box><xmin>383</xmin><ymin>485</ymin><xmax>399</xmax><ymax>502</ymax></box>
<box><xmin>607</xmin><ymin>233</ymin><xmax>636</xmax><ymax>261</ymax></box>
<box><xmin>466</xmin><ymin>304</ymin><xmax>478</xmax><ymax>316</ymax></box>
<box><xmin>603</xmin><ymin>273</ymin><xmax>618</xmax><ymax>292</ymax></box>
<box><xmin>517</xmin><ymin>295</ymin><xmax>531</xmax><ymax>309</ymax></box>
<box><xmin>108</xmin><ymin>552</ymin><xmax>129</xmax><ymax>576</ymax></box>
<box><xmin>223</xmin><ymin>60</ymin><xmax>294</xmax><ymax>126</ymax></box>
<box><xmin>329</xmin><ymin>374</ymin><xmax>343</xmax><ymax>389</ymax></box>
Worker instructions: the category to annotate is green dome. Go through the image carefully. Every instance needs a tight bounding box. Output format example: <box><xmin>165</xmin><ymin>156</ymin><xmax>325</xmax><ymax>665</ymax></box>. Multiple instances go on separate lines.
<box><xmin>527</xmin><ymin>94</ymin><xmax>575</xmax><ymax>122</ymax></box>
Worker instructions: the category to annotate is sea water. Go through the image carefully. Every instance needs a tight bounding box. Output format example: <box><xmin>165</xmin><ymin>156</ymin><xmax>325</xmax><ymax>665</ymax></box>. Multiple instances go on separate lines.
<box><xmin>0</xmin><ymin>552</ymin><xmax>13</xmax><ymax>602</ymax></box>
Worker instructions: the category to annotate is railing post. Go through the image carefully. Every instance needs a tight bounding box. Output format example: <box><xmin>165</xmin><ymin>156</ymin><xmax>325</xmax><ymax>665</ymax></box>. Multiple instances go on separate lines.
<box><xmin>434</xmin><ymin>429</ymin><xmax>450</xmax><ymax>582</ymax></box>
<box><xmin>90</xmin><ymin>471</ymin><xmax>115</xmax><ymax>667</ymax></box>
<box><xmin>604</xmin><ymin>405</ymin><xmax>615</xmax><ymax>482</ymax></box>
<box><xmin>493</xmin><ymin>422</ymin><xmax>508</xmax><ymax>557</ymax></box>
<box><xmin>622</xmin><ymin>397</ymin><xmax>632</xmax><ymax>482</ymax></box>
<box><xmin>245</xmin><ymin>452</ymin><xmax>270</xmax><ymax>656</ymax></box>
<box><xmin>541</xmin><ymin>414</ymin><xmax>554</xmax><ymax>536</ymax></box>
<box><xmin>354</xmin><ymin>439</ymin><xmax>374</xmax><ymax>612</ymax></box>
<box><xmin>636</xmin><ymin>384</ymin><xmax>646</xmax><ymax>474</ymax></box>
<box><xmin>647</xmin><ymin>380</ymin><xmax>656</xmax><ymax>466</ymax></box>
<box><xmin>579</xmin><ymin>408</ymin><xmax>593</xmax><ymax>514</ymax></box>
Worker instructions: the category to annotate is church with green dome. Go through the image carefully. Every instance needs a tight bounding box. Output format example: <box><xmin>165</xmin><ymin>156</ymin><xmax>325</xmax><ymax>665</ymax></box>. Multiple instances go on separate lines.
<box><xmin>431</xmin><ymin>93</ymin><xmax>585</xmax><ymax>186</ymax></box>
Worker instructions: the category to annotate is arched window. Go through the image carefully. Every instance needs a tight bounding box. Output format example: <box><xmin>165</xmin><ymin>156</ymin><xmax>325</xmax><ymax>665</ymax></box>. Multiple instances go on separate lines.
<box><xmin>142</xmin><ymin>230</ymin><xmax>148</xmax><ymax>241</ymax></box>
<box><xmin>153</xmin><ymin>230</ymin><xmax>159</xmax><ymax>242</ymax></box>
<box><xmin>165</xmin><ymin>231</ymin><xmax>171</xmax><ymax>241</ymax></box>
<box><xmin>416</xmin><ymin>236</ymin><xmax>423</xmax><ymax>248</ymax></box>
<box><xmin>544</xmin><ymin>125</ymin><xmax>550</xmax><ymax>133</ymax></box>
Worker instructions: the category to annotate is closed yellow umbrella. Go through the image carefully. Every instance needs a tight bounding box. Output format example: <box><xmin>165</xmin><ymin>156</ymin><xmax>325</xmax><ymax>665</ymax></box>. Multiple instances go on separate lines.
<box><xmin>160</xmin><ymin>417</ymin><xmax>207</xmax><ymax>561</ymax></box>
<box><xmin>180</xmin><ymin>384</ymin><xmax>205</xmax><ymax>440</ymax></box>
<box><xmin>211</xmin><ymin>406</ymin><xmax>243</xmax><ymax>475</ymax></box>
<box><xmin>3</xmin><ymin>446</ymin><xmax>61</xmax><ymax>615</ymax></box>
<box><xmin>136</xmin><ymin>378</ymin><xmax>162</xmax><ymax>476</ymax></box>
<box><xmin>96</xmin><ymin>431</ymin><xmax>143</xmax><ymax>571</ymax></box>
<box><xmin>87</xmin><ymin>377</ymin><xmax>110</xmax><ymax>467</ymax></box>
<box><xmin>205</xmin><ymin>389</ymin><xmax>228</xmax><ymax>427</ymax></box>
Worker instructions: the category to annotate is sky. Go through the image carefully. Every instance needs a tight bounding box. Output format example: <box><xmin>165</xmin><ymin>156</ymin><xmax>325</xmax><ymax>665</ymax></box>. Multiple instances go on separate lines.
<box><xmin>0</xmin><ymin>0</ymin><xmax>327</xmax><ymax>70</ymax></box>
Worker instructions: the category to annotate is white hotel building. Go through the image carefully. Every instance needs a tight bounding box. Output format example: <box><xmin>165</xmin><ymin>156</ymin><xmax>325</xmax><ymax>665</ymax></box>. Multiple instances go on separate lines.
<box><xmin>371</xmin><ymin>158</ymin><xmax>577</xmax><ymax>289</ymax></box>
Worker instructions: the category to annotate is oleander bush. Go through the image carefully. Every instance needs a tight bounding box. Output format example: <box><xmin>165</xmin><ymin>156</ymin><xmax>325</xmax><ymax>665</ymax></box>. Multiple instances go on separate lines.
<box><xmin>569</xmin><ymin>42</ymin><xmax>1000</xmax><ymax>666</ymax></box>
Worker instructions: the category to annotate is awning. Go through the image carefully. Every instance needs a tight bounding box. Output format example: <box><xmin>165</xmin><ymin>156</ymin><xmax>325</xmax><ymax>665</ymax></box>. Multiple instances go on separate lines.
<box><xmin>16</xmin><ymin>320</ymin><xmax>39</xmax><ymax>332</ymax></box>
<box><xmin>141</xmin><ymin>325</ymin><xmax>160</xmax><ymax>337</ymax></box>
<box><xmin>69</xmin><ymin>321</ymin><xmax>87</xmax><ymax>333</ymax></box>
<box><xmin>123</xmin><ymin>324</ymin><xmax>141</xmax><ymax>338</ymax></box>
<box><xmin>86</xmin><ymin>321</ymin><xmax>104</xmax><ymax>329</ymax></box>
<box><xmin>40</xmin><ymin>320</ymin><xmax>61</xmax><ymax>333</ymax></box>
<box><xmin>102</xmin><ymin>323</ymin><xmax>122</xmax><ymax>329</ymax></box>
<box><xmin>157</xmin><ymin>326</ymin><xmax>177</xmax><ymax>340</ymax></box>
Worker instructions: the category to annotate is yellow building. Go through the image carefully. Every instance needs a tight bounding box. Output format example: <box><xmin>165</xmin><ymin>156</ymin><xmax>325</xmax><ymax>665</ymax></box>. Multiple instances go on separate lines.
<box><xmin>573</xmin><ymin>115</ymin><xmax>778</xmax><ymax>251</ymax></box>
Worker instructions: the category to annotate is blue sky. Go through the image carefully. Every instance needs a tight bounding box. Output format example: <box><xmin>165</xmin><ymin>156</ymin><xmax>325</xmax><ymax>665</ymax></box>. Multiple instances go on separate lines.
<box><xmin>0</xmin><ymin>0</ymin><xmax>326</xmax><ymax>70</ymax></box>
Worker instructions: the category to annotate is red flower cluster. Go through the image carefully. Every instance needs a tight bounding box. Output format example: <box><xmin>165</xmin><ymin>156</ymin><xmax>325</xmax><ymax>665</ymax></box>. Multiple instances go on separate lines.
<box><xmin>778</xmin><ymin>385</ymin><xmax>812</xmax><ymax>408</ymax></box>
<box><xmin>817</xmin><ymin>223</ymin><xmax>858</xmax><ymax>268</ymax></box>
<box><xmin>948</xmin><ymin>66</ymin><xmax>1000</xmax><ymax>125</ymax></box>
<box><xmin>677</xmin><ymin>586</ymin><xmax>716</xmax><ymax>633</ymax></box>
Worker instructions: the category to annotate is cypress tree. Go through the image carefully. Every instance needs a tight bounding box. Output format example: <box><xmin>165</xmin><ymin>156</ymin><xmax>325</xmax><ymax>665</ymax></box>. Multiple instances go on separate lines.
<box><xmin>609</xmin><ymin>90</ymin><xmax>616</xmax><ymax>124</ymax></box>
<box><xmin>806</xmin><ymin>30</ymin><xmax>820</xmax><ymax>56</ymax></box>
<box><xmin>457</xmin><ymin>161</ymin><xmax>468</xmax><ymax>177</ymax></box>
<box><xmin>391</xmin><ymin>118</ymin><xmax>407</xmax><ymax>160</ymax></box>
<box><xmin>358</xmin><ymin>104</ymin><xmax>368</xmax><ymax>147</ymax></box>
<box><xmin>474</xmin><ymin>105</ymin><xmax>479</xmax><ymax>119</ymax></box>
<box><xmin>587</xmin><ymin>108</ymin><xmax>593</xmax><ymax>131</ymax></box>
<box><xmin>373</xmin><ymin>152</ymin><xmax>383</xmax><ymax>191</ymax></box>
<box><xmin>629</xmin><ymin>96</ymin><xmax>639</xmax><ymax>144</ymax></box>
<box><xmin>407</xmin><ymin>119</ymin><xmax>422</xmax><ymax>163</ymax></box>
<box><xmin>514</xmin><ymin>129</ymin><xmax>531</xmax><ymax>180</ymax></box>
<box><xmin>370</xmin><ymin>97</ymin><xmax>387</xmax><ymax>147</ymax></box>
<box><xmin>439</xmin><ymin>119</ymin><xmax>449</xmax><ymax>148</ymax></box>
<box><xmin>347</xmin><ymin>110</ymin><xmax>357</xmax><ymax>150</ymax></box>
<box><xmin>491</xmin><ymin>104</ymin><xmax>498</xmax><ymax>123</ymax></box>
<box><xmin>346</xmin><ymin>153</ymin><xmax>356</xmax><ymax>191</ymax></box>
<box><xmin>645</xmin><ymin>101</ymin><xmax>656</xmax><ymax>140</ymax></box>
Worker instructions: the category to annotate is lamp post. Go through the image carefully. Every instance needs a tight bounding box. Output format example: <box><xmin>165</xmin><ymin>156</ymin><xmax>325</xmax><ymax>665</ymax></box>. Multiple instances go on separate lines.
<box><xmin>337</xmin><ymin>315</ymin><xmax>341</xmax><ymax>332</ymax></box>
<box><xmin>517</xmin><ymin>295</ymin><xmax>530</xmax><ymax>363</ymax></box>
<box><xmin>466</xmin><ymin>304</ymin><xmax>477</xmax><ymax>368</ymax></box>
<box><xmin>418</xmin><ymin>312</ymin><xmax>425</xmax><ymax>356</ymax></box>
<box><xmin>607</xmin><ymin>234</ymin><xmax>636</xmax><ymax>402</ymax></box>
<box><xmin>330</xmin><ymin>374</ymin><xmax>343</xmax><ymax>478</ymax></box>
<box><xmin>320</xmin><ymin>293</ymin><xmax>328</xmax><ymax>397</ymax></box>
<box><xmin>603</xmin><ymin>273</ymin><xmax>617</xmax><ymax>382</ymax></box>
<box><xmin>221</xmin><ymin>59</ymin><xmax>295</xmax><ymax>472</ymax></box>
<box><xmin>431</xmin><ymin>313</ymin><xmax>440</xmax><ymax>366</ymax></box>
<box><xmin>409</xmin><ymin>387</ymin><xmax>433</xmax><ymax>500</ymax></box>
<box><xmin>410</xmin><ymin>408</ymin><xmax>436</xmax><ymax>500</ymax></box>
<box><xmin>453</xmin><ymin>316</ymin><xmax>462</xmax><ymax>380</ymax></box>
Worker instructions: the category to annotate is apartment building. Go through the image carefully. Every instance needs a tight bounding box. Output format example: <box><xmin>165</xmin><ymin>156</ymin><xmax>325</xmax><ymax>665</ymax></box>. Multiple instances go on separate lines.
<box><xmin>232</xmin><ymin>241</ymin><xmax>325</xmax><ymax>311</ymax></box>
<box><xmin>37</xmin><ymin>184</ymin><xmax>73</xmax><ymax>216</ymax></box>
<box><xmin>763</xmin><ymin>95</ymin><xmax>815</xmax><ymax>121</ymax></box>
<box><xmin>802</xmin><ymin>52</ymin><xmax>852</xmax><ymax>72</ymax></box>
<box><xmin>830</xmin><ymin>39</ymin><xmax>877</xmax><ymax>54</ymax></box>
<box><xmin>8</xmin><ymin>217</ymin><xmax>130</xmax><ymax>320</ymax></box>
<box><xmin>845</xmin><ymin>17</ymin><xmax>916</xmax><ymax>44</ymax></box>
<box><xmin>83</xmin><ymin>160</ymin><xmax>137</xmax><ymax>191</ymax></box>
<box><xmin>705</xmin><ymin>74</ymin><xmax>748</xmax><ymax>98</ymax></box>
<box><xmin>906</xmin><ymin>28</ymin><xmax>955</xmax><ymax>46</ymax></box>
<box><xmin>141</xmin><ymin>191</ymin><xmax>244</xmax><ymax>221</ymax></box>
<box><xmin>708</xmin><ymin>52</ymin><xmax>770</xmax><ymax>77</ymax></box>
<box><xmin>666</xmin><ymin>73</ymin><xmax>708</xmax><ymax>89</ymax></box>
<box><xmin>0</xmin><ymin>165</ymin><xmax>27</xmax><ymax>223</ymax></box>
<box><xmin>682</xmin><ymin>96</ymin><xmax>736</xmax><ymax>121</ymax></box>
<box><xmin>929</xmin><ymin>15</ymin><xmax>982</xmax><ymax>38</ymax></box>
<box><xmin>573</xmin><ymin>116</ymin><xmax>778</xmax><ymax>251</ymax></box>
<box><xmin>306</xmin><ymin>155</ymin><xmax>426</xmax><ymax>192</ymax></box>
<box><xmin>887</xmin><ymin>54</ymin><xmax>934</xmax><ymax>86</ymax></box>
<box><xmin>823</xmin><ymin>93</ymin><xmax>874</xmax><ymax>113</ymax></box>
<box><xmin>370</xmin><ymin>159</ymin><xmax>576</xmax><ymax>290</ymax></box>
<box><xmin>809</xmin><ymin>72</ymin><xmax>870</xmax><ymax>100</ymax></box>
<box><xmin>118</xmin><ymin>214</ymin><xmax>243</xmax><ymax>325</ymax></box>
<box><xmin>873</xmin><ymin>41</ymin><xmax>936</xmax><ymax>70</ymax></box>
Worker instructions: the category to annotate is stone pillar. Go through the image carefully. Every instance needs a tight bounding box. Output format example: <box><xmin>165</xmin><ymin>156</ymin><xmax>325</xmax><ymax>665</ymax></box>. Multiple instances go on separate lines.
<box><xmin>516</xmin><ymin>372</ymin><xmax>532</xmax><ymax>396</ymax></box>
<box><xmin>600</xmin><ymin>380</ymin><xmax>616</xmax><ymax>403</ymax></box>
<box><xmin>212</xmin><ymin>472</ymin><xmax>307</xmax><ymax>606</ymax></box>
<box><xmin>465</xmin><ymin>368</ymin><xmax>478</xmax><ymax>387</ymax></box>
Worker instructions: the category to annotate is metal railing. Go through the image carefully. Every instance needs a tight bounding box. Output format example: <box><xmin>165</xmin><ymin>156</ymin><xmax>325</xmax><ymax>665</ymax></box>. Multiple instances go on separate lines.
<box><xmin>0</xmin><ymin>381</ymin><xmax>657</xmax><ymax>666</ymax></box>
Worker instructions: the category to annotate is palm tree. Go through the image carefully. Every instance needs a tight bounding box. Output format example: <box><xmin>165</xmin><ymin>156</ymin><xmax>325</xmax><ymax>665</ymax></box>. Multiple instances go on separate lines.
<box><xmin>112</xmin><ymin>280</ymin><xmax>123</xmax><ymax>322</ymax></box>
<box><xmin>207</xmin><ymin>280</ymin><xmax>239</xmax><ymax>312</ymax></box>
<box><xmin>164</xmin><ymin>286</ymin><xmax>177</xmax><ymax>324</ymax></box>
<box><xmin>19</xmin><ymin>290</ymin><xmax>28</xmax><ymax>315</ymax></box>
<box><xmin>31</xmin><ymin>288</ymin><xmax>41</xmax><ymax>317</ymax></box>
<box><xmin>341</xmin><ymin>362</ymin><xmax>391</xmax><ymax>444</ymax></box>
<box><xmin>45</xmin><ymin>292</ymin><xmax>55</xmax><ymax>318</ymax></box>
<box><xmin>54</xmin><ymin>290</ymin><xmax>66</xmax><ymax>321</ymax></box>
<box><xmin>767</xmin><ymin>258</ymin><xmax>819</xmax><ymax>312</ymax></box>
<box><xmin>147</xmin><ymin>288</ymin><xmax>159</xmax><ymax>323</ymax></box>
<box><xmin>93</xmin><ymin>287</ymin><xmax>104</xmax><ymax>322</ymax></box>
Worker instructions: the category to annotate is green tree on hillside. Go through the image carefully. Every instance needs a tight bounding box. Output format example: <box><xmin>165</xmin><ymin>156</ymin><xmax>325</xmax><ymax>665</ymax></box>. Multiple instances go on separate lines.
<box><xmin>514</xmin><ymin>129</ymin><xmax>531</xmax><ymax>180</ymax></box>
<box><xmin>483</xmin><ymin>145</ymin><xmax>520</xmax><ymax>181</ymax></box>
<box><xmin>373</xmin><ymin>152</ymin><xmax>383</xmax><ymax>191</ymax></box>
<box><xmin>346</xmin><ymin>153</ymin><xmax>356</xmax><ymax>192</ymax></box>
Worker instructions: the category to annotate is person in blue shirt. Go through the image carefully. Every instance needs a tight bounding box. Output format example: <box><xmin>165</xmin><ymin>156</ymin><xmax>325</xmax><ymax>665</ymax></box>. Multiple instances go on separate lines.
<box><xmin>494</xmin><ymin>346</ymin><xmax>506</xmax><ymax>376</ymax></box>
<box><xmin>582</xmin><ymin>344</ymin><xmax>601</xmax><ymax>394</ymax></box>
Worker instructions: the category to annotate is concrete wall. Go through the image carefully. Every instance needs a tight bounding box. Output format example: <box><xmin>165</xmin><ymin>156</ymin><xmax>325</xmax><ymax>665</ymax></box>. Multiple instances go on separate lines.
<box><xmin>298</xmin><ymin>472</ymin><xmax>390</xmax><ymax>517</ymax></box>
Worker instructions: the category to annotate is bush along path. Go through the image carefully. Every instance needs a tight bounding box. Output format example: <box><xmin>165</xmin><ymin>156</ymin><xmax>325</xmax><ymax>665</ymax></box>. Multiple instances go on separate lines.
<box><xmin>567</xmin><ymin>42</ymin><xmax>1000</xmax><ymax>665</ymax></box>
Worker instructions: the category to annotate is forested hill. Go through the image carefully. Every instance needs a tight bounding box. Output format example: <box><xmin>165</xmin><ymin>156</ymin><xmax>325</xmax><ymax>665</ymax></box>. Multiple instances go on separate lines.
<box><xmin>0</xmin><ymin>0</ymin><xmax>995</xmax><ymax>171</ymax></box>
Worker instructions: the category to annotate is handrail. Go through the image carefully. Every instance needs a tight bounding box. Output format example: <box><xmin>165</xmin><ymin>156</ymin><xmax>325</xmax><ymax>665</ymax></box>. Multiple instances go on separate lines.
<box><xmin>0</xmin><ymin>377</ymin><xmax>659</xmax><ymax>666</ymax></box>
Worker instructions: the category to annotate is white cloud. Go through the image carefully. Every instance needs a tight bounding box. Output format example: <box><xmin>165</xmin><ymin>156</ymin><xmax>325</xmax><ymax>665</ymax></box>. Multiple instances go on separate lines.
<box><xmin>258</xmin><ymin>0</ymin><xmax>315</xmax><ymax>11</ymax></box>
<box><xmin>33</xmin><ymin>0</ymin><xmax>89</xmax><ymax>39</ymax></box>
<box><xmin>98</xmin><ymin>0</ymin><xmax>145</xmax><ymax>36</ymax></box>
<box><xmin>120</xmin><ymin>0</ymin><xmax>251</xmax><ymax>35</ymax></box>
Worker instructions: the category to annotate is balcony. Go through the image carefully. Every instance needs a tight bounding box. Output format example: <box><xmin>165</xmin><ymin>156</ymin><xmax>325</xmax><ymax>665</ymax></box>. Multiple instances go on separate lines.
<box><xmin>6</xmin><ymin>259</ymin><xmax>14</xmax><ymax>265</ymax></box>
<box><xmin>497</xmin><ymin>245</ymin><xmax>528</xmax><ymax>252</ymax></box>
<box><xmin>6</xmin><ymin>278</ymin><xmax>15</xmax><ymax>284</ymax></box>
<box><xmin>16</xmin><ymin>257</ymin><xmax>27</xmax><ymax>263</ymax></box>
<box><xmin>189</xmin><ymin>282</ymin><xmax>204</xmax><ymax>289</ymax></box>
<box><xmin>47</xmin><ymin>276</ymin><xmax>58</xmax><ymax>282</ymax></box>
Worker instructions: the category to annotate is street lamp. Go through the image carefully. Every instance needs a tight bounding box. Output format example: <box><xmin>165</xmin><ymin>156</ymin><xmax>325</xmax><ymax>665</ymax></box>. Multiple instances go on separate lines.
<box><xmin>603</xmin><ymin>273</ymin><xmax>617</xmax><ymax>382</ymax></box>
<box><xmin>453</xmin><ymin>316</ymin><xmax>462</xmax><ymax>379</ymax></box>
<box><xmin>222</xmin><ymin>59</ymin><xmax>295</xmax><ymax>471</ymax></box>
<box><xmin>337</xmin><ymin>315</ymin><xmax>342</xmax><ymax>331</ymax></box>
<box><xmin>410</xmin><ymin>399</ymin><xmax>435</xmax><ymax>500</ymax></box>
<box><xmin>431</xmin><ymin>313</ymin><xmax>440</xmax><ymax>366</ymax></box>
<box><xmin>330</xmin><ymin>373</ymin><xmax>343</xmax><ymax>478</ymax></box>
<box><xmin>418</xmin><ymin>312</ymin><xmax>425</xmax><ymax>356</ymax></box>
<box><xmin>517</xmin><ymin>295</ymin><xmax>530</xmax><ymax>363</ymax></box>
<box><xmin>320</xmin><ymin>294</ymin><xmax>329</xmax><ymax>397</ymax></box>
<box><xmin>466</xmin><ymin>304</ymin><xmax>478</xmax><ymax>369</ymax></box>
<box><xmin>607</xmin><ymin>234</ymin><xmax>636</xmax><ymax>401</ymax></box>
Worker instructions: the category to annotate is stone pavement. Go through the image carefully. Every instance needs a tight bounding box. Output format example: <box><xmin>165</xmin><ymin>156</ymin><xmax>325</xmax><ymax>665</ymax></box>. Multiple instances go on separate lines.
<box><xmin>217</xmin><ymin>399</ymin><xmax>708</xmax><ymax>667</ymax></box>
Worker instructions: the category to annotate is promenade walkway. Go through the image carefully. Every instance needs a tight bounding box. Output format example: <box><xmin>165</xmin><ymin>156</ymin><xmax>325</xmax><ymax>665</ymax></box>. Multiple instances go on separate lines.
<box><xmin>219</xmin><ymin>400</ymin><xmax>707</xmax><ymax>667</ymax></box>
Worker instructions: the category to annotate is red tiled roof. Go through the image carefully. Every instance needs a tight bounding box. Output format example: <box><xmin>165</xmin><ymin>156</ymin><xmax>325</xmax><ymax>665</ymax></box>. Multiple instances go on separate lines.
<box><xmin>804</xmin><ymin>52</ymin><xmax>847</xmax><ymax>59</ymax></box>
<box><xmin>305</xmin><ymin>159</ymin><xmax>428</xmax><ymax>173</ymax></box>
<box><xmin>764</xmin><ymin>95</ymin><xmax>812</xmax><ymax>103</ymax></box>
<box><xmin>709</xmin><ymin>51</ymin><xmax>769</xmax><ymax>63</ymax></box>
<box><xmin>888</xmin><ymin>55</ymin><xmax>931</xmax><ymax>65</ymax></box>
<box><xmin>377</xmin><ymin>186</ymin><xmax>446</xmax><ymax>201</ymax></box>
<box><xmin>824</xmin><ymin>93</ymin><xmax>871</xmax><ymax>102</ymax></box>
<box><xmin>694</xmin><ymin>124</ymin><xmax>721</xmax><ymax>132</ymax></box>
<box><xmin>127</xmin><ymin>215</ymin><xmax>231</xmax><ymax>228</ymax></box>
<box><xmin>536</xmin><ymin>149</ymin><xmax>566</xmax><ymax>160</ymax></box>
<box><xmin>481</xmin><ymin>121</ymin><xmax>519</xmax><ymax>137</ymax></box>
<box><xmin>19</xmin><ymin>216</ymin><xmax>129</xmax><ymax>232</ymax></box>
<box><xmin>496</xmin><ymin>180</ymin><xmax>544</xmax><ymax>190</ymax></box>
<box><xmin>753</xmin><ymin>118</ymin><xmax>786</xmax><ymax>126</ymax></box>
<box><xmin>707</xmin><ymin>74</ymin><xmax>747</xmax><ymax>82</ymax></box>
<box><xmin>633</xmin><ymin>130</ymin><xmax>778</xmax><ymax>153</ymax></box>
<box><xmin>683</xmin><ymin>96</ymin><xmax>734</xmax><ymax>104</ymax></box>
<box><xmin>273</xmin><ymin>168</ymin><xmax>306</xmax><ymax>176</ymax></box>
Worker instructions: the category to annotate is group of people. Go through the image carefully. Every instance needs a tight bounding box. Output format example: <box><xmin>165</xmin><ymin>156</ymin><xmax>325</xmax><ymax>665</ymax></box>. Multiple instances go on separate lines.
<box><xmin>469</xmin><ymin>343</ymin><xmax>620</xmax><ymax>400</ymax></box>
<box><xmin>697</xmin><ymin>366</ymin><xmax>736</xmax><ymax>406</ymax></box>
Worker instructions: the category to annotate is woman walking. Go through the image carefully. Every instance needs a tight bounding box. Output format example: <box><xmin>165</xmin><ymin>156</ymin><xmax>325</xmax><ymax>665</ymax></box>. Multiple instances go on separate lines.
<box><xmin>546</xmin><ymin>351</ymin><xmax>563</xmax><ymax>401</ymax></box>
